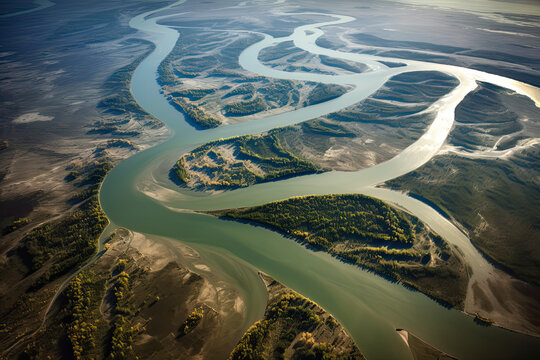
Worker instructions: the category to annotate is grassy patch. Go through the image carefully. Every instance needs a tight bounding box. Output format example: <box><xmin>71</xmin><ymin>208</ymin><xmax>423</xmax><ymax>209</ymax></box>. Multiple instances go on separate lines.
<box><xmin>171</xmin><ymin>88</ymin><xmax>216</xmax><ymax>101</ymax></box>
<box><xmin>158</xmin><ymin>37</ymin><xmax>185</xmax><ymax>85</ymax></box>
<box><xmin>320</xmin><ymin>55</ymin><xmax>368</xmax><ymax>73</ymax></box>
<box><xmin>223</xmin><ymin>84</ymin><xmax>256</xmax><ymax>98</ymax></box>
<box><xmin>170</xmin><ymin>98</ymin><xmax>221</xmax><ymax>129</ymax></box>
<box><xmin>99</xmin><ymin>42</ymin><xmax>153</xmax><ymax>117</ymax></box>
<box><xmin>259</xmin><ymin>80</ymin><xmax>297</xmax><ymax>107</ymax></box>
<box><xmin>304</xmin><ymin>83</ymin><xmax>347</xmax><ymax>106</ymax></box>
<box><xmin>224</xmin><ymin>97</ymin><xmax>267</xmax><ymax>116</ymax></box>
<box><xmin>302</xmin><ymin>120</ymin><xmax>355</xmax><ymax>138</ymax></box>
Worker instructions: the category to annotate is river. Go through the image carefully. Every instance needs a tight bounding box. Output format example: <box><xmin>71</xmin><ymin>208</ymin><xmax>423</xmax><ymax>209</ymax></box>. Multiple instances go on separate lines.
<box><xmin>100</xmin><ymin>1</ymin><xmax>540</xmax><ymax>359</ymax></box>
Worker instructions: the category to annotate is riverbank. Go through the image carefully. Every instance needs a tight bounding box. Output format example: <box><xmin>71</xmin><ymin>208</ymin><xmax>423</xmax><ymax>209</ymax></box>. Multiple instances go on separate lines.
<box><xmin>396</xmin><ymin>329</ymin><xmax>458</xmax><ymax>360</ymax></box>
<box><xmin>228</xmin><ymin>272</ymin><xmax>365</xmax><ymax>359</ymax></box>
<box><xmin>3</xmin><ymin>227</ymin><xmax>258</xmax><ymax>359</ymax></box>
<box><xmin>97</xmin><ymin>1</ymin><xmax>540</xmax><ymax>359</ymax></box>
<box><xmin>0</xmin><ymin>1</ymin><xmax>172</xmax><ymax>355</ymax></box>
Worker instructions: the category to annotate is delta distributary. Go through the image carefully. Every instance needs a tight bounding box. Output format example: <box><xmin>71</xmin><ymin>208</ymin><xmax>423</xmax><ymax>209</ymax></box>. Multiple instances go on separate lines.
<box><xmin>99</xmin><ymin>1</ymin><xmax>540</xmax><ymax>358</ymax></box>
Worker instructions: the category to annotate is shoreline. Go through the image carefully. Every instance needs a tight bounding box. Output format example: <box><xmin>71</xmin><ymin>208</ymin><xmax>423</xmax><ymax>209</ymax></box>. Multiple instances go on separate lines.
<box><xmin>396</xmin><ymin>329</ymin><xmax>458</xmax><ymax>360</ymax></box>
<box><xmin>99</xmin><ymin>2</ymin><xmax>540</xmax><ymax>358</ymax></box>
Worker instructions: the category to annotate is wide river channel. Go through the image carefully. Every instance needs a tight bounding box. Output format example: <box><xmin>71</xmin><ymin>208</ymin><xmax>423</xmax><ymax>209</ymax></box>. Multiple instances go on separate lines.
<box><xmin>100</xmin><ymin>1</ymin><xmax>540</xmax><ymax>359</ymax></box>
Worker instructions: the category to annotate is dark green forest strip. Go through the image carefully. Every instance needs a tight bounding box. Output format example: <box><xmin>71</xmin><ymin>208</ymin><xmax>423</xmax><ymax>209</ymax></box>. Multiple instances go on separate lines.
<box><xmin>99</xmin><ymin>40</ymin><xmax>159</xmax><ymax>126</ymax></box>
<box><xmin>209</xmin><ymin>194</ymin><xmax>468</xmax><ymax>307</ymax></box>
<box><xmin>170</xmin><ymin>97</ymin><xmax>221</xmax><ymax>128</ymax></box>
<box><xmin>17</xmin><ymin>161</ymin><xmax>112</xmax><ymax>291</ymax></box>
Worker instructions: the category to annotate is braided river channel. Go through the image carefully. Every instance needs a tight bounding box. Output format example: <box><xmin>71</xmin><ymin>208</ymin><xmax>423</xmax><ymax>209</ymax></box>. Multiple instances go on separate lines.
<box><xmin>100</xmin><ymin>1</ymin><xmax>540</xmax><ymax>358</ymax></box>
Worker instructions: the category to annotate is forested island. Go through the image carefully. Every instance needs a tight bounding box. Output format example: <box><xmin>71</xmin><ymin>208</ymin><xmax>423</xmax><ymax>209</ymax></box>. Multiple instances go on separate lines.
<box><xmin>170</xmin><ymin>71</ymin><xmax>459</xmax><ymax>190</ymax></box>
<box><xmin>208</xmin><ymin>194</ymin><xmax>468</xmax><ymax>307</ymax></box>
<box><xmin>229</xmin><ymin>273</ymin><xmax>365</xmax><ymax>360</ymax></box>
<box><xmin>173</xmin><ymin>129</ymin><xmax>323</xmax><ymax>189</ymax></box>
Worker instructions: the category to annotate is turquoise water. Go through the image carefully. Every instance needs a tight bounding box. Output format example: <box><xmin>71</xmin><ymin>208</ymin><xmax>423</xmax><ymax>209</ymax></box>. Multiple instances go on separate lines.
<box><xmin>100</xmin><ymin>2</ymin><xmax>540</xmax><ymax>359</ymax></box>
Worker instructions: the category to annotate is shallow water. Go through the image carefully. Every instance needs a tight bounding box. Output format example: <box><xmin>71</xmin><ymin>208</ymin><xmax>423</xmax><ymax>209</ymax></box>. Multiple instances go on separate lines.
<box><xmin>100</xmin><ymin>2</ymin><xmax>540</xmax><ymax>359</ymax></box>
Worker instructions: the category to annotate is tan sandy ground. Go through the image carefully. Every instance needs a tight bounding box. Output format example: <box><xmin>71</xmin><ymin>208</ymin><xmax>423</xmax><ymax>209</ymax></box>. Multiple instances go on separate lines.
<box><xmin>396</xmin><ymin>329</ymin><xmax>458</xmax><ymax>360</ymax></box>
<box><xmin>96</xmin><ymin>229</ymin><xmax>251</xmax><ymax>360</ymax></box>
